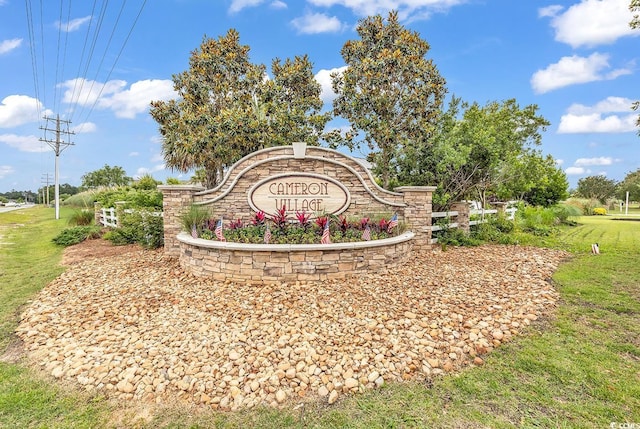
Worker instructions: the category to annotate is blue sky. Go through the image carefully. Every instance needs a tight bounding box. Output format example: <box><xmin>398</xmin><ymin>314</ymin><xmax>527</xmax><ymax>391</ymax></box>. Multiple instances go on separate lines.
<box><xmin>0</xmin><ymin>0</ymin><xmax>638</xmax><ymax>193</ymax></box>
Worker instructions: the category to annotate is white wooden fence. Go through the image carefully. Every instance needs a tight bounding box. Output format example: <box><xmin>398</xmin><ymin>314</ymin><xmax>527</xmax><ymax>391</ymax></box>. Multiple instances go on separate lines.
<box><xmin>99</xmin><ymin>207</ymin><xmax>118</xmax><ymax>227</ymax></box>
<box><xmin>431</xmin><ymin>207</ymin><xmax>516</xmax><ymax>243</ymax></box>
<box><xmin>98</xmin><ymin>207</ymin><xmax>162</xmax><ymax>228</ymax></box>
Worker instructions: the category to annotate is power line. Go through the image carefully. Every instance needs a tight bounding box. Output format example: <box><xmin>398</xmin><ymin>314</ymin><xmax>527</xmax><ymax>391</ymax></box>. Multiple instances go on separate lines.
<box><xmin>24</xmin><ymin>0</ymin><xmax>42</xmax><ymax>118</ymax></box>
<box><xmin>77</xmin><ymin>0</ymin><xmax>148</xmax><ymax>127</ymax></box>
<box><xmin>39</xmin><ymin>115</ymin><xmax>75</xmax><ymax>219</ymax></box>
<box><xmin>41</xmin><ymin>173</ymin><xmax>53</xmax><ymax>205</ymax></box>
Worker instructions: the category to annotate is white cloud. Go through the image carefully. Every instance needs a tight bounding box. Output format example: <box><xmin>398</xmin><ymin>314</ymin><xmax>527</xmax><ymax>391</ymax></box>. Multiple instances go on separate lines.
<box><xmin>72</xmin><ymin>122</ymin><xmax>97</xmax><ymax>133</ymax></box>
<box><xmin>0</xmin><ymin>95</ymin><xmax>50</xmax><ymax>128</ymax></box>
<box><xmin>558</xmin><ymin>97</ymin><xmax>637</xmax><ymax>133</ymax></box>
<box><xmin>531</xmin><ymin>53</ymin><xmax>631</xmax><ymax>94</ymax></box>
<box><xmin>0</xmin><ymin>38</ymin><xmax>22</xmax><ymax>55</ymax></box>
<box><xmin>574</xmin><ymin>157</ymin><xmax>617</xmax><ymax>166</ymax></box>
<box><xmin>306</xmin><ymin>0</ymin><xmax>465</xmax><ymax>21</ymax></box>
<box><xmin>0</xmin><ymin>134</ymin><xmax>48</xmax><ymax>153</ymax></box>
<box><xmin>538</xmin><ymin>5</ymin><xmax>563</xmax><ymax>18</ymax></box>
<box><xmin>567</xmin><ymin>96</ymin><xmax>636</xmax><ymax>114</ymax></box>
<box><xmin>135</xmin><ymin>164</ymin><xmax>166</xmax><ymax>178</ymax></box>
<box><xmin>60</xmin><ymin>78</ymin><xmax>176</xmax><ymax>119</ymax></box>
<box><xmin>102</xmin><ymin>79</ymin><xmax>176</xmax><ymax>118</ymax></box>
<box><xmin>291</xmin><ymin>13</ymin><xmax>345</xmax><ymax>34</ymax></box>
<box><xmin>565</xmin><ymin>166</ymin><xmax>590</xmax><ymax>175</ymax></box>
<box><xmin>544</xmin><ymin>0</ymin><xmax>637</xmax><ymax>48</ymax></box>
<box><xmin>229</xmin><ymin>0</ymin><xmax>265</xmax><ymax>13</ymax></box>
<box><xmin>0</xmin><ymin>165</ymin><xmax>14</xmax><ymax>179</ymax></box>
<box><xmin>555</xmin><ymin>159</ymin><xmax>564</xmax><ymax>166</ymax></box>
<box><xmin>58</xmin><ymin>16</ymin><xmax>91</xmax><ymax>32</ymax></box>
<box><xmin>558</xmin><ymin>113</ymin><xmax>637</xmax><ymax>133</ymax></box>
<box><xmin>129</xmin><ymin>151</ymin><xmax>139</xmax><ymax>157</ymax></box>
<box><xmin>315</xmin><ymin>66</ymin><xmax>347</xmax><ymax>103</ymax></box>
<box><xmin>270</xmin><ymin>1</ymin><xmax>287</xmax><ymax>9</ymax></box>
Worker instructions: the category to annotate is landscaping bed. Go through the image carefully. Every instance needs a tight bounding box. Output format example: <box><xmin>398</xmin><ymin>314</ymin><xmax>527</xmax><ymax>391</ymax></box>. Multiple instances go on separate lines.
<box><xmin>17</xmin><ymin>242</ymin><xmax>568</xmax><ymax>411</ymax></box>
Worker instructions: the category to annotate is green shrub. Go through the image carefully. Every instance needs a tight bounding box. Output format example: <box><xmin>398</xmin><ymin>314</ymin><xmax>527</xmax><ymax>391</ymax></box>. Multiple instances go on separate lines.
<box><xmin>564</xmin><ymin>197</ymin><xmax>600</xmax><ymax>215</ymax></box>
<box><xmin>435</xmin><ymin>227</ymin><xmax>481</xmax><ymax>247</ymax></box>
<box><xmin>165</xmin><ymin>177</ymin><xmax>181</xmax><ymax>185</ymax></box>
<box><xmin>68</xmin><ymin>209</ymin><xmax>95</xmax><ymax>226</ymax></box>
<box><xmin>52</xmin><ymin>226</ymin><xmax>101</xmax><ymax>247</ymax></box>
<box><xmin>132</xmin><ymin>174</ymin><xmax>161</xmax><ymax>190</ymax></box>
<box><xmin>553</xmin><ymin>203</ymin><xmax>582</xmax><ymax>224</ymax></box>
<box><xmin>103</xmin><ymin>210</ymin><xmax>164</xmax><ymax>249</ymax></box>
<box><xmin>93</xmin><ymin>187</ymin><xmax>163</xmax><ymax>210</ymax></box>
<box><xmin>179</xmin><ymin>205</ymin><xmax>210</xmax><ymax>235</ymax></box>
<box><xmin>471</xmin><ymin>221</ymin><xmax>518</xmax><ymax>244</ymax></box>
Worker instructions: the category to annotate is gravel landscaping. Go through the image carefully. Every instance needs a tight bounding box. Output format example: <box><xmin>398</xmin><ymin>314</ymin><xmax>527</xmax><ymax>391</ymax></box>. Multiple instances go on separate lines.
<box><xmin>17</xmin><ymin>244</ymin><xmax>568</xmax><ymax>411</ymax></box>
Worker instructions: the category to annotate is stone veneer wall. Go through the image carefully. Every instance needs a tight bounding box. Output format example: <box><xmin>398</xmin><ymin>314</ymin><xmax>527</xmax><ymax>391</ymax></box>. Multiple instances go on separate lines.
<box><xmin>177</xmin><ymin>232</ymin><xmax>415</xmax><ymax>283</ymax></box>
<box><xmin>159</xmin><ymin>145</ymin><xmax>436</xmax><ymax>282</ymax></box>
<box><xmin>159</xmin><ymin>145</ymin><xmax>436</xmax><ymax>257</ymax></box>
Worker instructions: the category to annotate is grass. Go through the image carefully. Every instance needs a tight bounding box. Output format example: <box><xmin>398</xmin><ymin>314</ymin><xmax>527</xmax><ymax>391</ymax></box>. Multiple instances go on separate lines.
<box><xmin>1</xmin><ymin>208</ymin><xmax>639</xmax><ymax>428</ymax></box>
<box><xmin>0</xmin><ymin>206</ymin><xmax>112</xmax><ymax>428</ymax></box>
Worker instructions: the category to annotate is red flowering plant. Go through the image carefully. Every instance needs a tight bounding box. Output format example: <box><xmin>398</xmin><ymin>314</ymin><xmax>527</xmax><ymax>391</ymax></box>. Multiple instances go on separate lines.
<box><xmin>195</xmin><ymin>211</ymin><xmax>403</xmax><ymax>244</ymax></box>
<box><xmin>315</xmin><ymin>215</ymin><xmax>328</xmax><ymax>230</ymax></box>
<box><xmin>229</xmin><ymin>219</ymin><xmax>243</xmax><ymax>230</ymax></box>
<box><xmin>377</xmin><ymin>218</ymin><xmax>390</xmax><ymax>233</ymax></box>
<box><xmin>338</xmin><ymin>215</ymin><xmax>349</xmax><ymax>234</ymax></box>
<box><xmin>295</xmin><ymin>210</ymin><xmax>312</xmax><ymax>230</ymax></box>
<box><xmin>251</xmin><ymin>210</ymin><xmax>266</xmax><ymax>226</ymax></box>
<box><xmin>272</xmin><ymin>205</ymin><xmax>288</xmax><ymax>231</ymax></box>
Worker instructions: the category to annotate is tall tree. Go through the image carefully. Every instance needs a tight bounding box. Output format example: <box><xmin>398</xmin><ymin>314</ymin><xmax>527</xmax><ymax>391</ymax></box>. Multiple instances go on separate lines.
<box><xmin>331</xmin><ymin>11</ymin><xmax>446</xmax><ymax>188</ymax></box>
<box><xmin>81</xmin><ymin>165</ymin><xmax>131</xmax><ymax>188</ymax></box>
<box><xmin>150</xmin><ymin>31</ymin><xmax>329</xmax><ymax>188</ymax></box>
<box><xmin>262</xmin><ymin>55</ymin><xmax>330</xmax><ymax>145</ymax></box>
<box><xmin>616</xmin><ymin>168</ymin><xmax>640</xmax><ymax>202</ymax></box>
<box><xmin>576</xmin><ymin>175</ymin><xmax>618</xmax><ymax>204</ymax></box>
<box><xmin>397</xmin><ymin>97</ymin><xmax>550</xmax><ymax>208</ymax></box>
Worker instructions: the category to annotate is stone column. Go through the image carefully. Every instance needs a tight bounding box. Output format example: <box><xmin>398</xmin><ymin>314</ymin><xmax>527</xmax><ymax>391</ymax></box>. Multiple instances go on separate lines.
<box><xmin>94</xmin><ymin>201</ymin><xmax>102</xmax><ymax>226</ymax></box>
<box><xmin>158</xmin><ymin>185</ymin><xmax>205</xmax><ymax>256</ymax></box>
<box><xmin>114</xmin><ymin>201</ymin><xmax>126</xmax><ymax>228</ymax></box>
<box><xmin>491</xmin><ymin>201</ymin><xmax>508</xmax><ymax>217</ymax></box>
<box><xmin>395</xmin><ymin>186</ymin><xmax>436</xmax><ymax>251</ymax></box>
<box><xmin>450</xmin><ymin>201</ymin><xmax>471</xmax><ymax>233</ymax></box>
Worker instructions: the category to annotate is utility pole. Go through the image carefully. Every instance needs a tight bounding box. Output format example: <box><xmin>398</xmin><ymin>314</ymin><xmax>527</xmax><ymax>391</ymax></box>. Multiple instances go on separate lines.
<box><xmin>41</xmin><ymin>173</ymin><xmax>52</xmax><ymax>206</ymax></box>
<box><xmin>40</xmin><ymin>115</ymin><xmax>74</xmax><ymax>219</ymax></box>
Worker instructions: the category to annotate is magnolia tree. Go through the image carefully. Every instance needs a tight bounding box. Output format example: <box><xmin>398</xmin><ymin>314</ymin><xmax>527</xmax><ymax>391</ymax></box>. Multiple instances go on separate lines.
<box><xmin>330</xmin><ymin>11</ymin><xmax>446</xmax><ymax>188</ymax></box>
<box><xmin>150</xmin><ymin>30</ymin><xmax>329</xmax><ymax>188</ymax></box>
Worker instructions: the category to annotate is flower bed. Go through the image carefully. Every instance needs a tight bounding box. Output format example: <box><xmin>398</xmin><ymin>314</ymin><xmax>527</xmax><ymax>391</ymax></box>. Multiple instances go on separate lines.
<box><xmin>185</xmin><ymin>206</ymin><xmax>403</xmax><ymax>245</ymax></box>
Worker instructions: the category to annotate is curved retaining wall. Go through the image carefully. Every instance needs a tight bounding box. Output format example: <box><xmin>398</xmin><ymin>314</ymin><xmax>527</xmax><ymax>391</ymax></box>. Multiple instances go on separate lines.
<box><xmin>177</xmin><ymin>232</ymin><xmax>415</xmax><ymax>283</ymax></box>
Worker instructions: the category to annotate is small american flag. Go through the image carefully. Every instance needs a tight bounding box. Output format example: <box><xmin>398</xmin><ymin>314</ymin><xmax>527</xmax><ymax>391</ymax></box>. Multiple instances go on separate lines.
<box><xmin>191</xmin><ymin>224</ymin><xmax>198</xmax><ymax>238</ymax></box>
<box><xmin>264</xmin><ymin>224</ymin><xmax>271</xmax><ymax>244</ymax></box>
<box><xmin>215</xmin><ymin>218</ymin><xmax>226</xmax><ymax>241</ymax></box>
<box><xmin>321</xmin><ymin>219</ymin><xmax>331</xmax><ymax>244</ymax></box>
<box><xmin>387</xmin><ymin>213</ymin><xmax>398</xmax><ymax>233</ymax></box>
<box><xmin>362</xmin><ymin>224</ymin><xmax>371</xmax><ymax>241</ymax></box>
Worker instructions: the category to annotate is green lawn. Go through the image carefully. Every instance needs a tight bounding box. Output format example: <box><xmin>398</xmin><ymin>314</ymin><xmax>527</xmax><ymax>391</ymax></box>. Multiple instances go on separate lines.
<box><xmin>1</xmin><ymin>207</ymin><xmax>638</xmax><ymax>428</ymax></box>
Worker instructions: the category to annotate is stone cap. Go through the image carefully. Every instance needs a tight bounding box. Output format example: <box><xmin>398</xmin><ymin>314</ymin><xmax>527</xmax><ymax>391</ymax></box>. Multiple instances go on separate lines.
<box><xmin>158</xmin><ymin>185</ymin><xmax>206</xmax><ymax>191</ymax></box>
<box><xmin>394</xmin><ymin>186</ymin><xmax>437</xmax><ymax>192</ymax></box>
<box><xmin>177</xmin><ymin>231</ymin><xmax>415</xmax><ymax>252</ymax></box>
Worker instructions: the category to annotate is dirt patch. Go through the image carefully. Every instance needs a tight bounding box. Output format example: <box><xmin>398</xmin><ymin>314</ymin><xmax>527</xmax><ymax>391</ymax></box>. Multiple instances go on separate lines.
<box><xmin>61</xmin><ymin>238</ymin><xmax>141</xmax><ymax>266</ymax></box>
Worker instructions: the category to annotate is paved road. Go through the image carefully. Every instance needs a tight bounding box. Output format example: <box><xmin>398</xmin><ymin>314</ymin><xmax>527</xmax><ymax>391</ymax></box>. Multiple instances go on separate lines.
<box><xmin>0</xmin><ymin>204</ymin><xmax>36</xmax><ymax>213</ymax></box>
